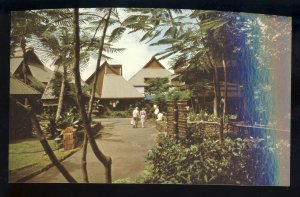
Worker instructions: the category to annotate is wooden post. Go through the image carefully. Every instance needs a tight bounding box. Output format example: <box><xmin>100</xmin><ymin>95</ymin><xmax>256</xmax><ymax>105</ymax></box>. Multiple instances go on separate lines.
<box><xmin>177</xmin><ymin>100</ymin><xmax>188</xmax><ymax>139</ymax></box>
<box><xmin>166</xmin><ymin>101</ymin><xmax>176</xmax><ymax>136</ymax></box>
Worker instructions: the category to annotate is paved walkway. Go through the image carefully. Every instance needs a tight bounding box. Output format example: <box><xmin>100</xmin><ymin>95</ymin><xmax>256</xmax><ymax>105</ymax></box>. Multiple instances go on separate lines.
<box><xmin>26</xmin><ymin>118</ymin><xmax>158</xmax><ymax>183</ymax></box>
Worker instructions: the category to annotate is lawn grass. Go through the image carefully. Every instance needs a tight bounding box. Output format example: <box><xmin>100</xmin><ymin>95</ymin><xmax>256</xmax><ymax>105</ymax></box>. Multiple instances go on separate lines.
<box><xmin>9</xmin><ymin>137</ymin><xmax>80</xmax><ymax>182</ymax></box>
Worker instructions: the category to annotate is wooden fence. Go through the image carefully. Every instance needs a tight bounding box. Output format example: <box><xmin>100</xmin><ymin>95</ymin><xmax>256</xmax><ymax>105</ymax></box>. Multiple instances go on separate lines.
<box><xmin>166</xmin><ymin>100</ymin><xmax>188</xmax><ymax>139</ymax></box>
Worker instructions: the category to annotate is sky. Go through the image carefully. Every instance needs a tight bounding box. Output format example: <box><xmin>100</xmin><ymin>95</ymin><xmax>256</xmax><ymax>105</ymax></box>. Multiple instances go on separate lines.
<box><xmin>80</xmin><ymin>8</ymin><xmax>175</xmax><ymax>81</ymax></box>
<box><xmin>82</xmin><ymin>28</ymin><xmax>173</xmax><ymax>81</ymax></box>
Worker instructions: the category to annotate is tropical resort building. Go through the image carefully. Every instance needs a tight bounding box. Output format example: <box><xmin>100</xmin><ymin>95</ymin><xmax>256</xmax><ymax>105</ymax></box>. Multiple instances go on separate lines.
<box><xmin>10</xmin><ymin>48</ymin><xmax>53</xmax><ymax>90</ymax></box>
<box><xmin>128</xmin><ymin>56</ymin><xmax>173</xmax><ymax>98</ymax></box>
<box><xmin>171</xmin><ymin>60</ymin><xmax>244</xmax><ymax>117</ymax></box>
<box><xmin>85</xmin><ymin>61</ymin><xmax>144</xmax><ymax>112</ymax></box>
<box><xmin>9</xmin><ymin>76</ymin><xmax>42</xmax><ymax>139</ymax></box>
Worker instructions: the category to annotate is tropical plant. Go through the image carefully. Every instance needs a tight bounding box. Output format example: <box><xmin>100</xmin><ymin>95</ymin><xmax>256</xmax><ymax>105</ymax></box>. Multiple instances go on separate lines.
<box><xmin>146</xmin><ymin>134</ymin><xmax>289</xmax><ymax>185</ymax></box>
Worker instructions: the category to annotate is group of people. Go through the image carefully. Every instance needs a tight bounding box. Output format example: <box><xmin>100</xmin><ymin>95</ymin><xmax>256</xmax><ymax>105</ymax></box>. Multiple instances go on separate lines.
<box><xmin>131</xmin><ymin>105</ymin><xmax>164</xmax><ymax>128</ymax></box>
<box><xmin>132</xmin><ymin>107</ymin><xmax>147</xmax><ymax>128</ymax></box>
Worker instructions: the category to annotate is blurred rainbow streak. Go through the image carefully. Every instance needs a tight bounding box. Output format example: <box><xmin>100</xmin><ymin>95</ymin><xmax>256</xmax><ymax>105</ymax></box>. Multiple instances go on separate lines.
<box><xmin>238</xmin><ymin>13</ymin><xmax>291</xmax><ymax>185</ymax></box>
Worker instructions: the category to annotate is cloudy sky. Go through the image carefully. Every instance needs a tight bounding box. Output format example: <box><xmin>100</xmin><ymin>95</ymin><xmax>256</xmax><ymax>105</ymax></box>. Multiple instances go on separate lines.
<box><xmin>79</xmin><ymin>8</ymin><xmax>179</xmax><ymax>81</ymax></box>
<box><xmin>82</xmin><ymin>29</ymin><xmax>173</xmax><ymax>81</ymax></box>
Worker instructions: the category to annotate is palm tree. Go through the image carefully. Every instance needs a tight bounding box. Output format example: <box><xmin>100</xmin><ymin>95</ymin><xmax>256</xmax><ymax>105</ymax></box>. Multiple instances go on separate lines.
<box><xmin>11</xmin><ymin>11</ymin><xmax>49</xmax><ymax>105</ymax></box>
<box><xmin>72</xmin><ymin>8</ymin><xmax>113</xmax><ymax>183</ymax></box>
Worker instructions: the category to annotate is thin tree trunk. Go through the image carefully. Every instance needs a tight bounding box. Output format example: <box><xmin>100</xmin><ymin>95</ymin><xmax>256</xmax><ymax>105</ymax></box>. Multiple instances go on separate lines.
<box><xmin>222</xmin><ymin>58</ymin><xmax>227</xmax><ymax>140</ymax></box>
<box><xmin>72</xmin><ymin>8</ymin><xmax>112</xmax><ymax>183</ymax></box>
<box><xmin>55</xmin><ymin>65</ymin><xmax>66</xmax><ymax>123</ymax></box>
<box><xmin>11</xmin><ymin>97</ymin><xmax>77</xmax><ymax>183</ymax></box>
<box><xmin>206</xmin><ymin>52</ymin><xmax>221</xmax><ymax>116</ymax></box>
<box><xmin>82</xmin><ymin>8</ymin><xmax>112</xmax><ymax>183</ymax></box>
<box><xmin>87</xmin><ymin>8</ymin><xmax>112</xmax><ymax>121</ymax></box>
<box><xmin>218</xmin><ymin>57</ymin><xmax>227</xmax><ymax>142</ymax></box>
<box><xmin>21</xmin><ymin>37</ymin><xmax>28</xmax><ymax>106</ymax></box>
<box><xmin>81</xmin><ymin>133</ymin><xmax>89</xmax><ymax>183</ymax></box>
<box><xmin>190</xmin><ymin>97</ymin><xmax>195</xmax><ymax>113</ymax></box>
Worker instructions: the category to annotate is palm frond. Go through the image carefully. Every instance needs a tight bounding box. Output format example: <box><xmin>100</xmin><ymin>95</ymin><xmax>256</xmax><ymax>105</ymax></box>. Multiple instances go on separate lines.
<box><xmin>108</xmin><ymin>27</ymin><xmax>126</xmax><ymax>43</ymax></box>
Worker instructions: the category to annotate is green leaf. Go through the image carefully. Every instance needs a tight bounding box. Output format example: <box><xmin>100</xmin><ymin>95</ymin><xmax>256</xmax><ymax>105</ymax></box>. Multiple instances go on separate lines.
<box><xmin>109</xmin><ymin>27</ymin><xmax>126</xmax><ymax>43</ymax></box>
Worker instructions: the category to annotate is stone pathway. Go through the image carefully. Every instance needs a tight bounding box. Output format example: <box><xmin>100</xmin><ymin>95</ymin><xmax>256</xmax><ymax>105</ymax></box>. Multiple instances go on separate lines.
<box><xmin>25</xmin><ymin>118</ymin><xmax>158</xmax><ymax>183</ymax></box>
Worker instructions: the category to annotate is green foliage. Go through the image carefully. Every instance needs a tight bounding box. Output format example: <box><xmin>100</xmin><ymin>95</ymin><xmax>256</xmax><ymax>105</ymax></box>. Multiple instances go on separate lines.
<box><xmin>145</xmin><ymin>77</ymin><xmax>191</xmax><ymax>108</ymax></box>
<box><xmin>166</xmin><ymin>88</ymin><xmax>190</xmax><ymax>101</ymax></box>
<box><xmin>145</xmin><ymin>135</ymin><xmax>289</xmax><ymax>185</ymax></box>
<box><xmin>41</xmin><ymin>107</ymin><xmax>83</xmax><ymax>139</ymax></box>
<box><xmin>145</xmin><ymin>77</ymin><xmax>169</xmax><ymax>95</ymax></box>
<box><xmin>187</xmin><ymin>110</ymin><xmax>220</xmax><ymax>122</ymax></box>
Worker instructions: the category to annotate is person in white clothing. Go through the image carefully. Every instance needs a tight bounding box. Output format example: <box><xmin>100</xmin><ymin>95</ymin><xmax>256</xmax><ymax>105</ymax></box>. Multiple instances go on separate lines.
<box><xmin>154</xmin><ymin>105</ymin><xmax>159</xmax><ymax>118</ymax></box>
<box><xmin>132</xmin><ymin>107</ymin><xmax>139</xmax><ymax>128</ymax></box>
<box><xmin>156</xmin><ymin>112</ymin><xmax>163</xmax><ymax>121</ymax></box>
<box><xmin>140</xmin><ymin>108</ymin><xmax>147</xmax><ymax>128</ymax></box>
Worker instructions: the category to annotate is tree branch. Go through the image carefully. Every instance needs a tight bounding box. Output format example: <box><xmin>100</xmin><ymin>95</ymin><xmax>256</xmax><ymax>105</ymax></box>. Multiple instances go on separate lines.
<box><xmin>11</xmin><ymin>97</ymin><xmax>77</xmax><ymax>183</ymax></box>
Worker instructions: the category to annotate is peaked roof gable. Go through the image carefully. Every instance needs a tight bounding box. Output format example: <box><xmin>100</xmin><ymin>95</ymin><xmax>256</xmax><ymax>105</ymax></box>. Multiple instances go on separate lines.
<box><xmin>42</xmin><ymin>65</ymin><xmax>87</xmax><ymax>101</ymax></box>
<box><xmin>143</xmin><ymin>56</ymin><xmax>165</xmax><ymax>69</ymax></box>
<box><xmin>129</xmin><ymin>57</ymin><xmax>172</xmax><ymax>86</ymax></box>
<box><xmin>10</xmin><ymin>76</ymin><xmax>41</xmax><ymax>95</ymax></box>
<box><xmin>10</xmin><ymin>48</ymin><xmax>53</xmax><ymax>83</ymax></box>
<box><xmin>100</xmin><ymin>74</ymin><xmax>144</xmax><ymax>99</ymax></box>
<box><xmin>85</xmin><ymin>61</ymin><xmax>121</xmax><ymax>84</ymax></box>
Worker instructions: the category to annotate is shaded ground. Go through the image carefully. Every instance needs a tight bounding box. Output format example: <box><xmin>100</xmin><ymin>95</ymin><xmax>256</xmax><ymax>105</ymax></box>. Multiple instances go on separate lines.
<box><xmin>25</xmin><ymin>118</ymin><xmax>158</xmax><ymax>183</ymax></box>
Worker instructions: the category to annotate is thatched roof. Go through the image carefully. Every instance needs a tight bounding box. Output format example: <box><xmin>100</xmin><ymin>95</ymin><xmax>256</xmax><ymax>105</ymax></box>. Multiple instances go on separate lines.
<box><xmin>28</xmin><ymin>64</ymin><xmax>52</xmax><ymax>83</ymax></box>
<box><xmin>10</xmin><ymin>76</ymin><xmax>41</xmax><ymax>95</ymax></box>
<box><xmin>41</xmin><ymin>65</ymin><xmax>87</xmax><ymax>101</ymax></box>
<box><xmin>129</xmin><ymin>57</ymin><xmax>172</xmax><ymax>87</ymax></box>
<box><xmin>10</xmin><ymin>48</ymin><xmax>53</xmax><ymax>83</ymax></box>
<box><xmin>86</xmin><ymin>62</ymin><xmax>144</xmax><ymax>99</ymax></box>
<box><xmin>100</xmin><ymin>74</ymin><xmax>144</xmax><ymax>99</ymax></box>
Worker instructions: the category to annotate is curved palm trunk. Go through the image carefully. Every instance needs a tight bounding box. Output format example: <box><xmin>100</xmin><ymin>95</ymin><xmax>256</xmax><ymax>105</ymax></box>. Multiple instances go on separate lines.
<box><xmin>55</xmin><ymin>65</ymin><xmax>66</xmax><ymax>123</ymax></box>
<box><xmin>21</xmin><ymin>37</ymin><xmax>29</xmax><ymax>106</ymax></box>
<box><xmin>73</xmin><ymin>8</ymin><xmax>112</xmax><ymax>183</ymax></box>
<box><xmin>11</xmin><ymin>97</ymin><xmax>77</xmax><ymax>183</ymax></box>
<box><xmin>81</xmin><ymin>8</ymin><xmax>112</xmax><ymax>183</ymax></box>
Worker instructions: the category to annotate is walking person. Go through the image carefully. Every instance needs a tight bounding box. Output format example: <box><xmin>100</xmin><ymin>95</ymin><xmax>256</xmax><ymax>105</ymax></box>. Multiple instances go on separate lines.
<box><xmin>132</xmin><ymin>107</ymin><xmax>139</xmax><ymax>128</ymax></box>
<box><xmin>154</xmin><ymin>105</ymin><xmax>160</xmax><ymax>119</ymax></box>
<box><xmin>140</xmin><ymin>108</ymin><xmax>147</xmax><ymax>128</ymax></box>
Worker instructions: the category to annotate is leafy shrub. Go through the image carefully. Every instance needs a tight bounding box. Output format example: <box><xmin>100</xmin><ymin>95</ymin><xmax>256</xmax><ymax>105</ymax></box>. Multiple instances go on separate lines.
<box><xmin>145</xmin><ymin>135</ymin><xmax>289</xmax><ymax>185</ymax></box>
<box><xmin>41</xmin><ymin>107</ymin><xmax>83</xmax><ymax>139</ymax></box>
<box><xmin>187</xmin><ymin>110</ymin><xmax>220</xmax><ymax>122</ymax></box>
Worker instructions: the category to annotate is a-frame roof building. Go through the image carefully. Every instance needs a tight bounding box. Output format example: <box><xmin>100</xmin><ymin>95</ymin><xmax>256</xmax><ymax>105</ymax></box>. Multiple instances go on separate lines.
<box><xmin>129</xmin><ymin>56</ymin><xmax>172</xmax><ymax>87</ymax></box>
<box><xmin>128</xmin><ymin>56</ymin><xmax>173</xmax><ymax>95</ymax></box>
<box><xmin>86</xmin><ymin>61</ymin><xmax>144</xmax><ymax>99</ymax></box>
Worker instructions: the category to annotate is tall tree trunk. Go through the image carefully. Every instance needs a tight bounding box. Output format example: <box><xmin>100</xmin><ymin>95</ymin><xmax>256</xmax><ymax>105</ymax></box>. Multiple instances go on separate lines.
<box><xmin>21</xmin><ymin>37</ymin><xmax>28</xmax><ymax>106</ymax></box>
<box><xmin>206</xmin><ymin>52</ymin><xmax>221</xmax><ymax>116</ymax></box>
<box><xmin>190</xmin><ymin>97</ymin><xmax>195</xmax><ymax>113</ymax></box>
<box><xmin>87</xmin><ymin>8</ymin><xmax>112</xmax><ymax>121</ymax></box>
<box><xmin>72</xmin><ymin>8</ymin><xmax>112</xmax><ymax>183</ymax></box>
<box><xmin>81</xmin><ymin>8</ymin><xmax>112</xmax><ymax>183</ymax></box>
<box><xmin>222</xmin><ymin>58</ymin><xmax>227</xmax><ymax>130</ymax></box>
<box><xmin>81</xmin><ymin>134</ymin><xmax>89</xmax><ymax>183</ymax></box>
<box><xmin>219</xmin><ymin>57</ymin><xmax>227</xmax><ymax>142</ymax></box>
<box><xmin>11</xmin><ymin>97</ymin><xmax>77</xmax><ymax>183</ymax></box>
<box><xmin>55</xmin><ymin>65</ymin><xmax>66</xmax><ymax>123</ymax></box>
